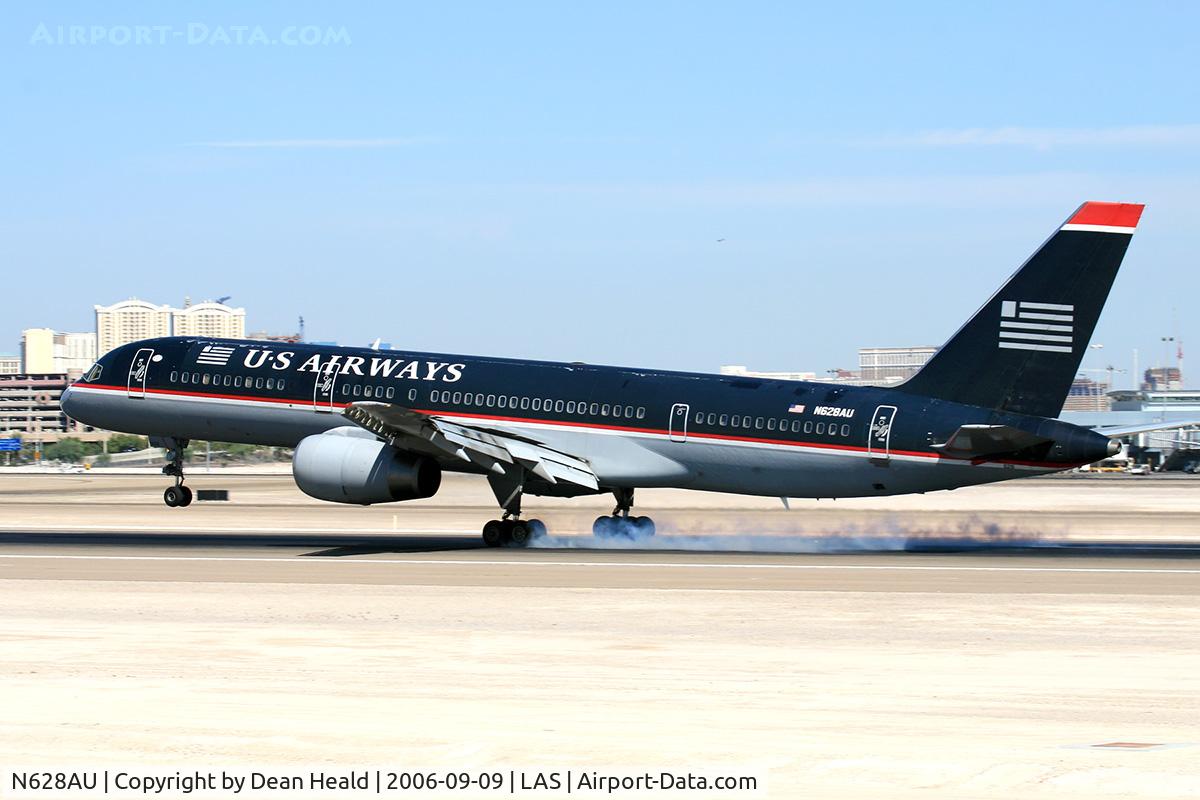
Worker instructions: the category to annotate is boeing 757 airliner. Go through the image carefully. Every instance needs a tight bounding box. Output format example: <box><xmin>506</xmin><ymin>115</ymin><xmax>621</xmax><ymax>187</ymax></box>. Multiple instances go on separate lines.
<box><xmin>63</xmin><ymin>202</ymin><xmax>1169</xmax><ymax>546</ymax></box>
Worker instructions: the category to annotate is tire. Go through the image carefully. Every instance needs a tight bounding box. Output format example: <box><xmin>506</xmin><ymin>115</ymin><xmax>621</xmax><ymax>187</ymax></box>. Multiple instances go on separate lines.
<box><xmin>632</xmin><ymin>516</ymin><xmax>656</xmax><ymax>537</ymax></box>
<box><xmin>592</xmin><ymin>515</ymin><xmax>615</xmax><ymax>537</ymax></box>
<box><xmin>509</xmin><ymin>522</ymin><xmax>532</xmax><ymax>547</ymax></box>
<box><xmin>525</xmin><ymin>519</ymin><xmax>547</xmax><ymax>541</ymax></box>
<box><xmin>163</xmin><ymin>486</ymin><xmax>182</xmax><ymax>507</ymax></box>
<box><xmin>178</xmin><ymin>486</ymin><xmax>194</xmax><ymax>507</ymax></box>
<box><xmin>482</xmin><ymin>520</ymin><xmax>506</xmax><ymax>547</ymax></box>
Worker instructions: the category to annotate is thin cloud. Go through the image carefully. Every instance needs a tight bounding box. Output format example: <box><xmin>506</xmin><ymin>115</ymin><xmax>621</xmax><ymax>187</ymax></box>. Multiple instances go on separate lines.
<box><xmin>188</xmin><ymin>137</ymin><xmax>436</xmax><ymax>149</ymax></box>
<box><xmin>867</xmin><ymin>124</ymin><xmax>1200</xmax><ymax>150</ymax></box>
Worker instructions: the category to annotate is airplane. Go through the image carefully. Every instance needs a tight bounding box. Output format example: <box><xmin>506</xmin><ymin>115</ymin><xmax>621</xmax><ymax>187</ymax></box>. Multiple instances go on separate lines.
<box><xmin>62</xmin><ymin>201</ymin><xmax>1175</xmax><ymax>547</ymax></box>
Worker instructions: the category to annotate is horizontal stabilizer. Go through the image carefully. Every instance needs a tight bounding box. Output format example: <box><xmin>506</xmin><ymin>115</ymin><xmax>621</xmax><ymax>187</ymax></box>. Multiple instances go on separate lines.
<box><xmin>1093</xmin><ymin>420</ymin><xmax>1200</xmax><ymax>438</ymax></box>
<box><xmin>931</xmin><ymin>424</ymin><xmax>1052</xmax><ymax>459</ymax></box>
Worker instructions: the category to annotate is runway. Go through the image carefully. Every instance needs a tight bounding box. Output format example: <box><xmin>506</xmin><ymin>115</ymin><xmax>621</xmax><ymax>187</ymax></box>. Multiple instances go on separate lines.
<box><xmin>3</xmin><ymin>474</ymin><xmax>1200</xmax><ymax>799</ymax></box>
<box><xmin>2</xmin><ymin>530</ymin><xmax>1200</xmax><ymax>593</ymax></box>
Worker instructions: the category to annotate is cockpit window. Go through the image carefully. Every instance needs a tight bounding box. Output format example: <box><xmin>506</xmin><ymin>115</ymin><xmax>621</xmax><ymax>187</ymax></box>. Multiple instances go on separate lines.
<box><xmin>83</xmin><ymin>363</ymin><xmax>103</xmax><ymax>382</ymax></box>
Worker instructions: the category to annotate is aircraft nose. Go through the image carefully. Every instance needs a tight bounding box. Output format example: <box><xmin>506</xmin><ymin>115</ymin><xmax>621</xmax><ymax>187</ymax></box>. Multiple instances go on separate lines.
<box><xmin>60</xmin><ymin>385</ymin><xmax>80</xmax><ymax>420</ymax></box>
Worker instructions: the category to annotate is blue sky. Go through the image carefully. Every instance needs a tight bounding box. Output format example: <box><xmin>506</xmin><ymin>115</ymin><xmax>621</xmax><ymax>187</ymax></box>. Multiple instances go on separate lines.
<box><xmin>2</xmin><ymin>1</ymin><xmax>1198</xmax><ymax>386</ymax></box>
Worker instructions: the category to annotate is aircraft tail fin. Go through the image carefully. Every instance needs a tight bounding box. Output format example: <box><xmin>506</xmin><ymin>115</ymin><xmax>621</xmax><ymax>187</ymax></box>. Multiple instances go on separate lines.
<box><xmin>898</xmin><ymin>201</ymin><xmax>1144</xmax><ymax>418</ymax></box>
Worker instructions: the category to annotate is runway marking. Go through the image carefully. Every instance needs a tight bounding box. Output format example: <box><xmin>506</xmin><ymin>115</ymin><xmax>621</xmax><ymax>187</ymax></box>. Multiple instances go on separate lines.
<box><xmin>5</xmin><ymin>524</ymin><xmax>479</xmax><ymax>535</ymax></box>
<box><xmin>1</xmin><ymin>553</ymin><xmax>1199</xmax><ymax>574</ymax></box>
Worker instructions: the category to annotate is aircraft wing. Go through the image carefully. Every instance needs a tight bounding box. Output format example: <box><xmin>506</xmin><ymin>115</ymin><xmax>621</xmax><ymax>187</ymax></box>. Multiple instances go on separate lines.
<box><xmin>1092</xmin><ymin>420</ymin><xmax>1200</xmax><ymax>438</ymax></box>
<box><xmin>342</xmin><ymin>402</ymin><xmax>599</xmax><ymax>491</ymax></box>
<box><xmin>931</xmin><ymin>424</ymin><xmax>1053</xmax><ymax>459</ymax></box>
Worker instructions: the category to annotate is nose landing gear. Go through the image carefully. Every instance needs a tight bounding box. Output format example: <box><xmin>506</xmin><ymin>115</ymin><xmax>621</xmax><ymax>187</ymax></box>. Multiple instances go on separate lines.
<box><xmin>154</xmin><ymin>437</ymin><xmax>192</xmax><ymax>508</ymax></box>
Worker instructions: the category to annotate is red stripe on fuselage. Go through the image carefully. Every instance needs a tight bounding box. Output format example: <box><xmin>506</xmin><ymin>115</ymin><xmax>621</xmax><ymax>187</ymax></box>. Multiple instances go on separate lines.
<box><xmin>73</xmin><ymin>382</ymin><xmax>1068</xmax><ymax>469</ymax></box>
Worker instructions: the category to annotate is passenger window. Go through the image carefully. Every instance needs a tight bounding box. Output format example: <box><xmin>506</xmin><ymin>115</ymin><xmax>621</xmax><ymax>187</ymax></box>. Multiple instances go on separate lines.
<box><xmin>170</xmin><ymin>371</ymin><xmax>178</xmax><ymax>382</ymax></box>
<box><xmin>408</xmin><ymin>388</ymin><xmax>416</xmax><ymax>401</ymax></box>
<box><xmin>279</xmin><ymin>380</ymin><xmax>286</xmax><ymax>391</ymax></box>
<box><xmin>601</xmin><ymin>404</ymin><xmax>610</xmax><ymax>416</ymax></box>
<box><xmin>224</xmin><ymin>375</ymin><xmax>232</xmax><ymax>387</ymax></box>
<box><xmin>352</xmin><ymin>384</ymin><xmax>360</xmax><ymax>396</ymax></box>
<box><xmin>487</xmin><ymin>394</ymin><xmax>496</xmax><ymax>407</ymax></box>
<box><xmin>520</xmin><ymin>397</ymin><xmax>529</xmax><ymax>410</ymax></box>
<box><xmin>452</xmin><ymin>391</ymin><xmax>462</xmax><ymax>404</ymax></box>
<box><xmin>512</xmin><ymin>396</ymin><xmax>520</xmax><ymax>408</ymax></box>
<box><xmin>841</xmin><ymin>424</ymin><xmax>850</xmax><ymax>436</ymax></box>
<box><xmin>554</xmin><ymin>400</ymin><xmax>564</xmax><ymax>412</ymax></box>
<box><xmin>707</xmin><ymin>413</ymin><xmax>716</xmax><ymax>425</ymax></box>
<box><xmin>637</xmin><ymin>407</ymin><xmax>645</xmax><ymax>420</ymax></box>
<box><xmin>816</xmin><ymin>422</ymin><xmax>825</xmax><ymax>434</ymax></box>
<box><xmin>804</xmin><ymin>421</ymin><xmax>813</xmax><ymax>433</ymax></box>
<box><xmin>256</xmin><ymin>377</ymin><xmax>264</xmax><ymax>389</ymax></box>
<box><xmin>234</xmin><ymin>376</ymin><xmax>242</xmax><ymax>387</ymax></box>
<box><xmin>363</xmin><ymin>385</ymin><xmax>373</xmax><ymax>398</ymax></box>
<box><xmin>567</xmin><ymin>401</ymin><xmax>576</xmax><ymax>413</ymax></box>
<box><xmin>532</xmin><ymin>399</ymin><xmax>542</xmax><ymax>411</ymax></box>
<box><xmin>694</xmin><ymin>412</ymin><xmax>703</xmax><ymax>424</ymax></box>
<box><xmin>267</xmin><ymin>378</ymin><xmax>275</xmax><ymax>390</ymax></box>
<box><xmin>590</xmin><ymin>402</ymin><xmax>599</xmax><ymax>415</ymax></box>
<box><xmin>731</xmin><ymin>415</ymin><xmax>740</xmax><ymax>427</ymax></box>
<box><xmin>500</xmin><ymin>396</ymin><xmax>509</xmax><ymax>409</ymax></box>
<box><xmin>792</xmin><ymin>420</ymin><xmax>801</xmax><ymax>432</ymax></box>
<box><xmin>385</xmin><ymin>387</ymin><xmax>393</xmax><ymax>400</ymax></box>
<box><xmin>202</xmin><ymin>374</ymin><xmax>210</xmax><ymax>385</ymax></box>
<box><xmin>755</xmin><ymin>417</ymin><xmax>764</xmax><ymax>429</ymax></box>
<box><xmin>625</xmin><ymin>405</ymin><xmax>633</xmax><ymax>418</ymax></box>
<box><xmin>719</xmin><ymin>414</ymin><xmax>728</xmax><ymax>425</ymax></box>
<box><xmin>767</xmin><ymin>418</ymin><xmax>776</xmax><ymax>431</ymax></box>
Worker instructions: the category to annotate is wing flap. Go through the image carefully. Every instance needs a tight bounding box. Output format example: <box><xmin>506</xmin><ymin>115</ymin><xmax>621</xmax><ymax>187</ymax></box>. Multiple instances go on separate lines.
<box><xmin>343</xmin><ymin>402</ymin><xmax>599</xmax><ymax>491</ymax></box>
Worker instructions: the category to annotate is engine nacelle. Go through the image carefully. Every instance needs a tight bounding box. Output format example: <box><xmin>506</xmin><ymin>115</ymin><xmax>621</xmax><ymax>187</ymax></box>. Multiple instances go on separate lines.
<box><xmin>293</xmin><ymin>432</ymin><xmax>441</xmax><ymax>505</ymax></box>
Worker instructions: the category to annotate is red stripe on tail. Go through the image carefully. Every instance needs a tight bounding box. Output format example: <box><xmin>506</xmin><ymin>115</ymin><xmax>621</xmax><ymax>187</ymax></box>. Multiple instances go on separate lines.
<box><xmin>1067</xmin><ymin>201</ymin><xmax>1145</xmax><ymax>229</ymax></box>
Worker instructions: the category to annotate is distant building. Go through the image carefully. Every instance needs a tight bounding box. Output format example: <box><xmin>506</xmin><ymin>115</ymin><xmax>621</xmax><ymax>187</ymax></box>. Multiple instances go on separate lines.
<box><xmin>1062</xmin><ymin>375</ymin><xmax>1111</xmax><ymax>412</ymax></box>
<box><xmin>247</xmin><ymin>330</ymin><xmax>302</xmax><ymax>343</ymax></box>
<box><xmin>172</xmin><ymin>301</ymin><xmax>246</xmax><ymax>340</ymax></box>
<box><xmin>858</xmin><ymin>346</ymin><xmax>938</xmax><ymax>384</ymax></box>
<box><xmin>722</xmin><ymin>345</ymin><xmax>937</xmax><ymax>387</ymax></box>
<box><xmin>95</xmin><ymin>299</ymin><xmax>172</xmax><ymax>355</ymax></box>
<box><xmin>720</xmin><ymin>365</ymin><xmax>817</xmax><ymax>382</ymax></box>
<box><xmin>0</xmin><ymin>374</ymin><xmax>101</xmax><ymax>443</ymax></box>
<box><xmin>20</xmin><ymin>328</ymin><xmax>96</xmax><ymax>374</ymax></box>
<box><xmin>1142</xmin><ymin>367</ymin><xmax>1182</xmax><ymax>391</ymax></box>
<box><xmin>0</xmin><ymin>355</ymin><xmax>19</xmax><ymax>375</ymax></box>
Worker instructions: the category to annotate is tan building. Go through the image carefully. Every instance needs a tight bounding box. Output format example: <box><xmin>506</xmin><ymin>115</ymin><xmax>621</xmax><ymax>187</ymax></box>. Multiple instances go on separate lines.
<box><xmin>0</xmin><ymin>355</ymin><xmax>19</xmax><ymax>375</ymax></box>
<box><xmin>858</xmin><ymin>346</ymin><xmax>938</xmax><ymax>383</ymax></box>
<box><xmin>95</xmin><ymin>299</ymin><xmax>172</xmax><ymax>355</ymax></box>
<box><xmin>0</xmin><ymin>374</ymin><xmax>103</xmax><ymax>443</ymax></box>
<box><xmin>20</xmin><ymin>329</ymin><xmax>97</xmax><ymax>374</ymax></box>
<box><xmin>172</xmin><ymin>301</ymin><xmax>246</xmax><ymax>340</ymax></box>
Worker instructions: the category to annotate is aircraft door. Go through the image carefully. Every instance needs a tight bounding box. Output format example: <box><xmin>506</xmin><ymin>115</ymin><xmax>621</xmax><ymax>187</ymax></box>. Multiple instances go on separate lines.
<box><xmin>669</xmin><ymin>403</ymin><xmax>689</xmax><ymax>443</ymax></box>
<box><xmin>127</xmin><ymin>348</ymin><xmax>154</xmax><ymax>399</ymax></box>
<box><xmin>313</xmin><ymin>363</ymin><xmax>338</xmax><ymax>412</ymax></box>
<box><xmin>867</xmin><ymin>405</ymin><xmax>897</xmax><ymax>462</ymax></box>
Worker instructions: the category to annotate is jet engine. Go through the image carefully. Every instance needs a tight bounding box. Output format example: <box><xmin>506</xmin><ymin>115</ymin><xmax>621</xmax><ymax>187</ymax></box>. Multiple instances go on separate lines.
<box><xmin>292</xmin><ymin>432</ymin><xmax>441</xmax><ymax>505</ymax></box>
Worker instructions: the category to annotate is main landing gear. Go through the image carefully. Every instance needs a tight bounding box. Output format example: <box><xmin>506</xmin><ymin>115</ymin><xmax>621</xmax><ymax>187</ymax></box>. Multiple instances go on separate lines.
<box><xmin>481</xmin><ymin>469</ymin><xmax>546</xmax><ymax>548</ymax></box>
<box><xmin>156</xmin><ymin>437</ymin><xmax>192</xmax><ymax>508</ymax></box>
<box><xmin>592</xmin><ymin>488</ymin><xmax>656</xmax><ymax>540</ymax></box>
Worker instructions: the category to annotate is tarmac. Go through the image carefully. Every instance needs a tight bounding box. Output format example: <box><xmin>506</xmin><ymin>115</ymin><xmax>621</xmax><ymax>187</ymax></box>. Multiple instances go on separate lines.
<box><xmin>2</xmin><ymin>472</ymin><xmax>1199</xmax><ymax>798</ymax></box>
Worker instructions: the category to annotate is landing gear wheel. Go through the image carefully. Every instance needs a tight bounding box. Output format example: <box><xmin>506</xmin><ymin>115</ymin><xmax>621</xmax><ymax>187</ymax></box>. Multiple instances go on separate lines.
<box><xmin>178</xmin><ymin>486</ymin><xmax>193</xmax><ymax>507</ymax></box>
<box><xmin>163</xmin><ymin>485</ymin><xmax>185</xmax><ymax>508</ymax></box>
<box><xmin>482</xmin><ymin>520</ymin><xmax>506</xmax><ymax>548</ymax></box>
<box><xmin>632</xmin><ymin>516</ymin><xmax>656</xmax><ymax>537</ymax></box>
<box><xmin>593</xmin><ymin>515</ymin><xmax>616</xmax><ymax>538</ymax></box>
<box><xmin>508</xmin><ymin>521</ymin><xmax>532</xmax><ymax>547</ymax></box>
<box><xmin>525</xmin><ymin>519</ymin><xmax>547</xmax><ymax>541</ymax></box>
